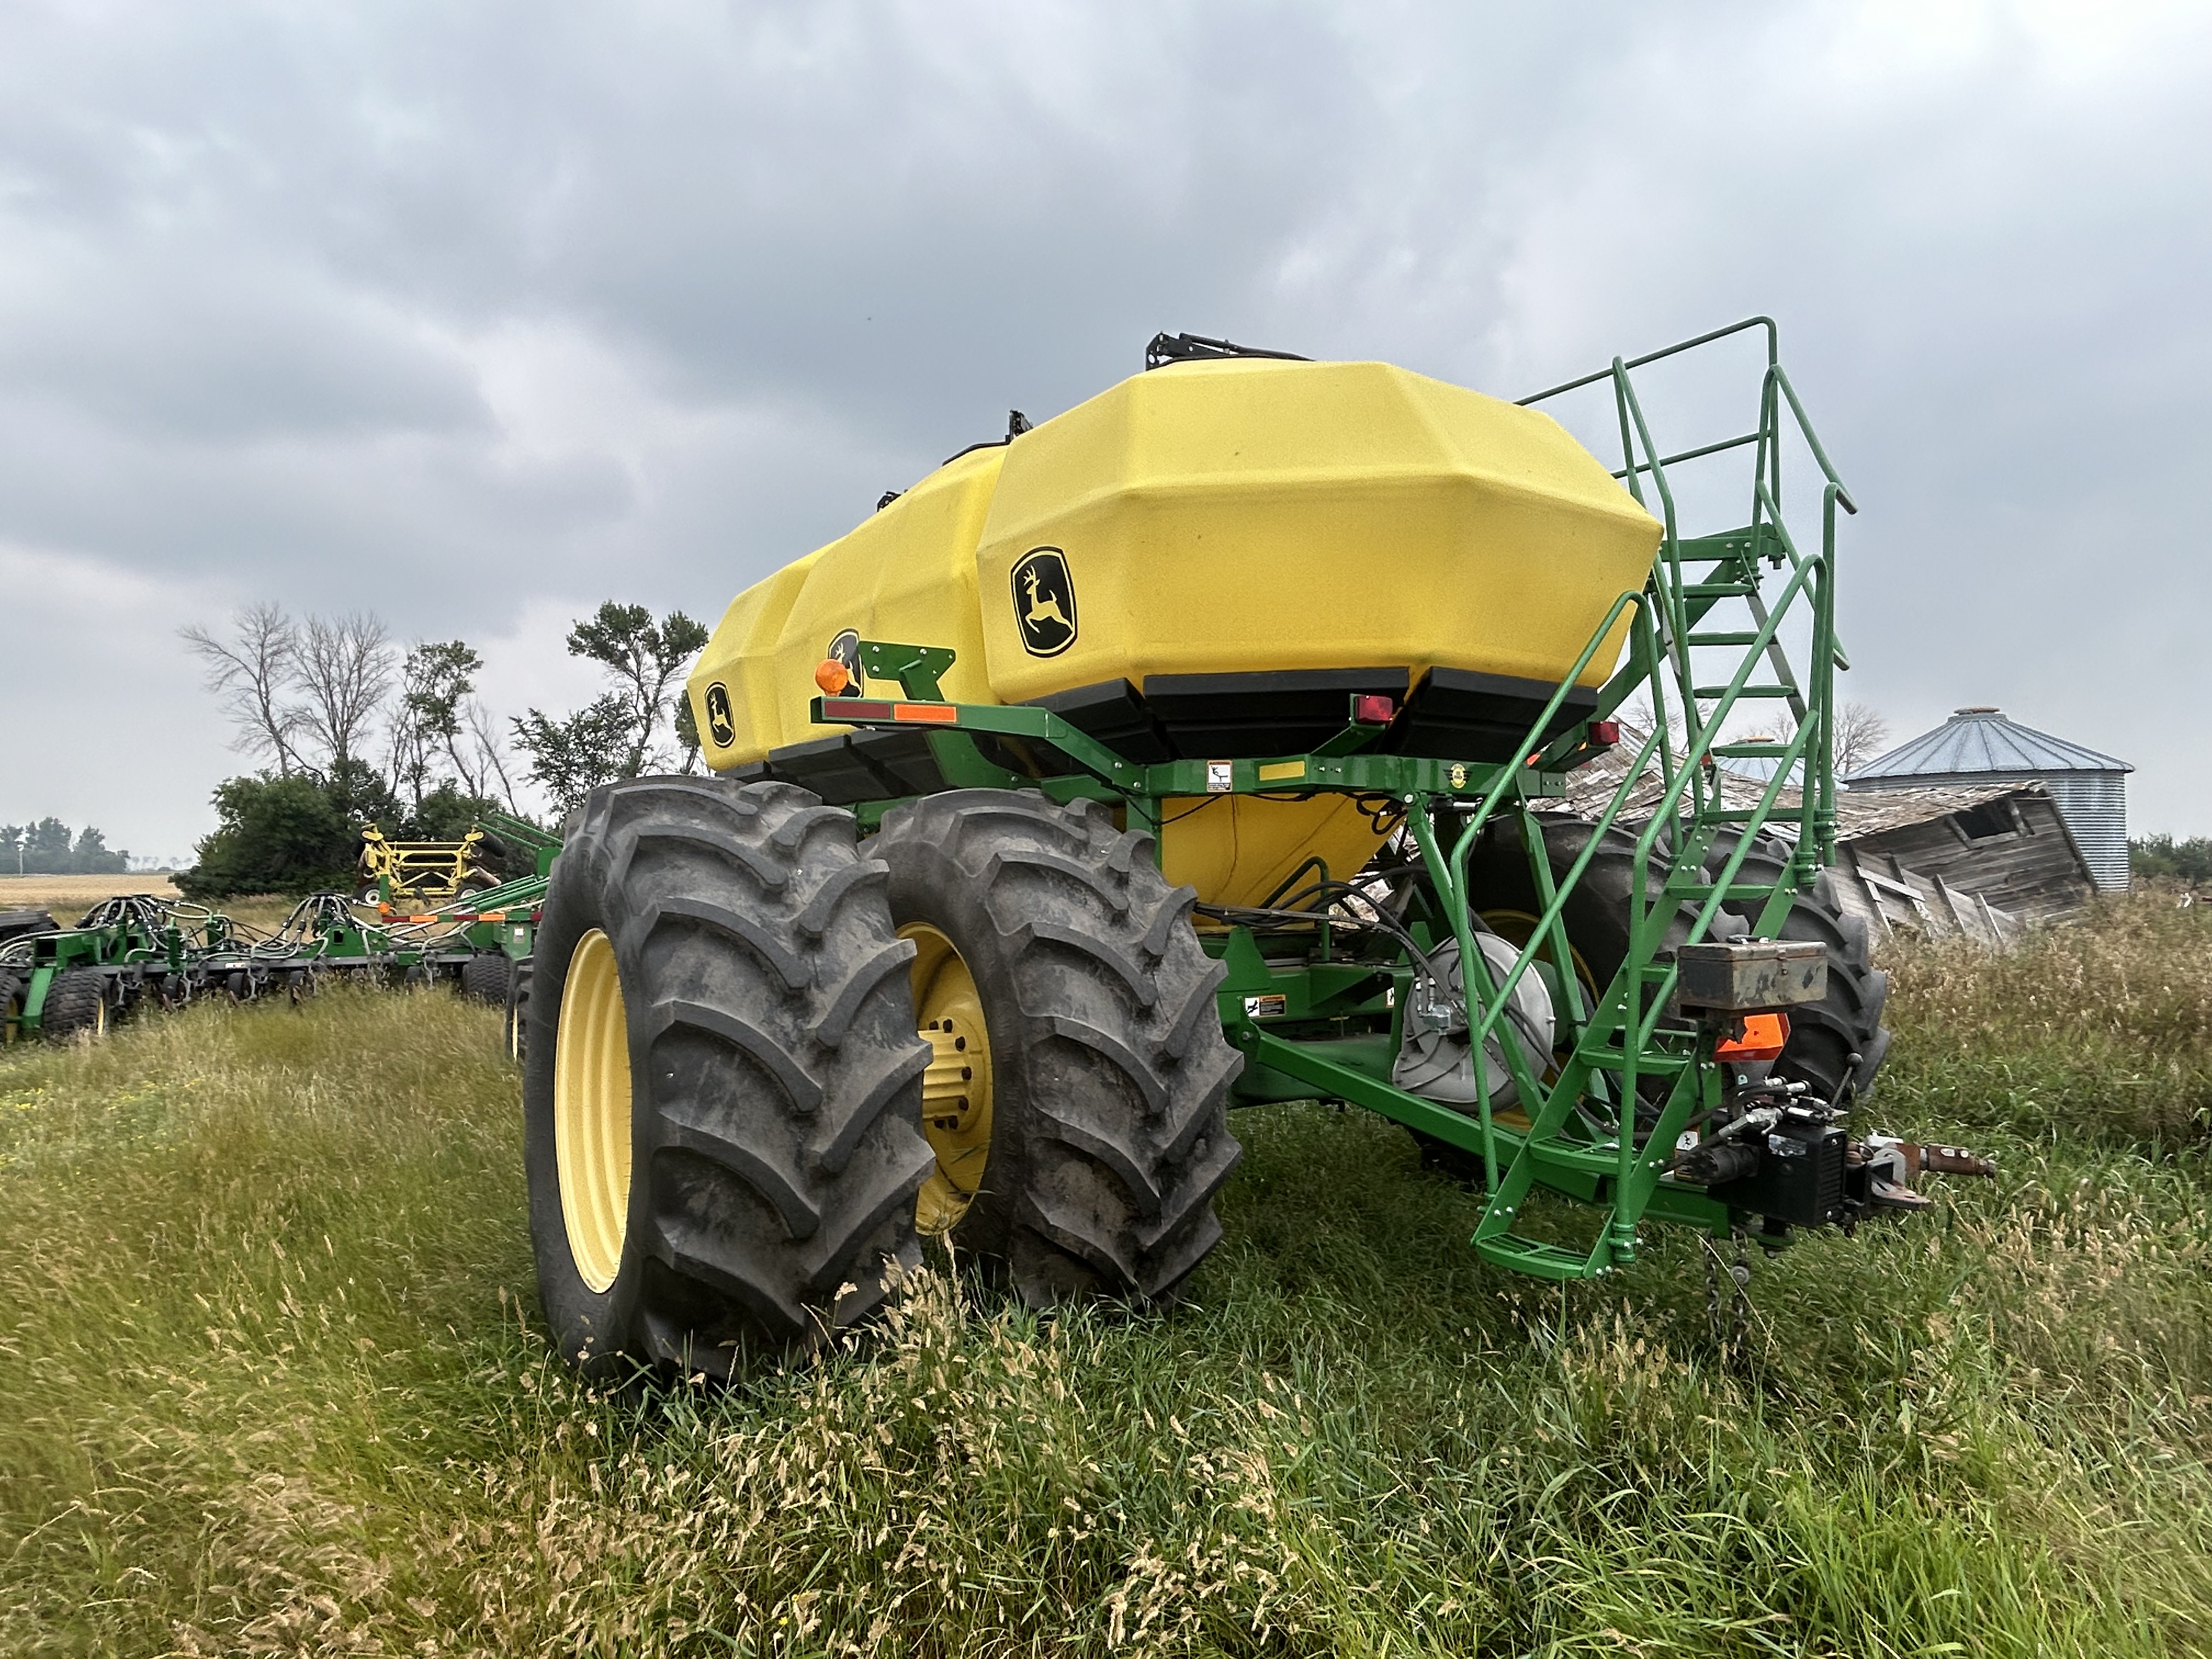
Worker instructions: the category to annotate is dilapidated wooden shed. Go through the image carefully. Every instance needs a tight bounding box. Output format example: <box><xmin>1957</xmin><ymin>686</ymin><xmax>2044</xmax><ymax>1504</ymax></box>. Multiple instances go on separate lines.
<box><xmin>1826</xmin><ymin>782</ymin><xmax>2095</xmax><ymax>943</ymax></box>
<box><xmin>1554</xmin><ymin>727</ymin><xmax>2097</xmax><ymax>945</ymax></box>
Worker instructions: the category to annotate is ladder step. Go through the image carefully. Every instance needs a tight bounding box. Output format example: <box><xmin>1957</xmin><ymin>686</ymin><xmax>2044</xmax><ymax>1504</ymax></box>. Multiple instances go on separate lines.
<box><xmin>1711</xmin><ymin>743</ymin><xmax>1798</xmax><ymax>758</ymax></box>
<box><xmin>1582</xmin><ymin>1050</ymin><xmax>1690</xmax><ymax>1074</ymax></box>
<box><xmin>1666</xmin><ymin>883</ymin><xmax>1778</xmax><ymax>902</ymax></box>
<box><xmin>1528</xmin><ymin>1141</ymin><xmax>1631</xmax><ymax>1176</ymax></box>
<box><xmin>1686</xmin><ymin>631</ymin><xmax>1760</xmax><ymax>646</ymax></box>
<box><xmin>1683</xmin><ymin>583</ymin><xmax>1756</xmax><ymax>599</ymax></box>
<box><xmin>1694</xmin><ymin>685</ymin><xmax>1795</xmax><ymax>699</ymax></box>
<box><xmin>1474</xmin><ymin>1233</ymin><xmax>1598</xmax><ymax>1282</ymax></box>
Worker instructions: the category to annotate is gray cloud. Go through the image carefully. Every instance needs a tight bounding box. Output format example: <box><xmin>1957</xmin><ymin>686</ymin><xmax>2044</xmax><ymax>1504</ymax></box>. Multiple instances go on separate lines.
<box><xmin>2</xmin><ymin>0</ymin><xmax>2207</xmax><ymax>861</ymax></box>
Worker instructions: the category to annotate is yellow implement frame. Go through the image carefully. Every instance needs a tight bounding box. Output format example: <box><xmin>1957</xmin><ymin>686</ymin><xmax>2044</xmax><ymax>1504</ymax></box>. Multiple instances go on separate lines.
<box><xmin>359</xmin><ymin>826</ymin><xmax>496</xmax><ymax>904</ymax></box>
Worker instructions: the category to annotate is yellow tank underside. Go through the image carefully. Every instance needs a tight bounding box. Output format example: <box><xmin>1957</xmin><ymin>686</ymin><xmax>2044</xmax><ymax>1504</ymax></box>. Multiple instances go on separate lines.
<box><xmin>688</xmin><ymin>357</ymin><xmax>1660</xmax><ymax>907</ymax></box>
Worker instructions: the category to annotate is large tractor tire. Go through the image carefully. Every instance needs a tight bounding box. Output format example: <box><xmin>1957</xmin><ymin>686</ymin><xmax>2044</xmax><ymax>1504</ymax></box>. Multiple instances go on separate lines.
<box><xmin>41</xmin><ymin>968</ymin><xmax>110</xmax><ymax>1042</ymax></box>
<box><xmin>1701</xmin><ymin>831</ymin><xmax>1891</xmax><ymax>1104</ymax></box>
<box><xmin>1408</xmin><ymin>812</ymin><xmax>1745</xmax><ymax>1177</ymax></box>
<box><xmin>1458</xmin><ymin>812</ymin><xmax>1746</xmax><ymax>1006</ymax></box>
<box><xmin>871</xmin><ymin>790</ymin><xmax>1244</xmax><ymax>1308</ymax></box>
<box><xmin>523</xmin><ymin>777</ymin><xmax>935</xmax><ymax>1379</ymax></box>
<box><xmin>0</xmin><ymin>970</ymin><xmax>23</xmax><ymax>1043</ymax></box>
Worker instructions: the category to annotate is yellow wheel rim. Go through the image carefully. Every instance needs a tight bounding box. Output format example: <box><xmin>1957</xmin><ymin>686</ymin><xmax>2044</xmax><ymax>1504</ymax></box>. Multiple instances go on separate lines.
<box><xmin>902</xmin><ymin>924</ymin><xmax>994</xmax><ymax>1235</ymax></box>
<box><xmin>1477</xmin><ymin>907</ymin><xmax>1600</xmax><ymax>1115</ymax></box>
<box><xmin>554</xmin><ymin>928</ymin><xmax>633</xmax><ymax>1293</ymax></box>
<box><xmin>1479</xmin><ymin>908</ymin><xmax>1599</xmax><ymax>1012</ymax></box>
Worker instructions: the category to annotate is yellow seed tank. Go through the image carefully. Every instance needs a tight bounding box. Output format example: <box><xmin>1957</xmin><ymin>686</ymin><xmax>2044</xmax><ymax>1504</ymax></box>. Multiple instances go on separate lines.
<box><xmin>687</xmin><ymin>357</ymin><xmax>1660</xmax><ymax>907</ymax></box>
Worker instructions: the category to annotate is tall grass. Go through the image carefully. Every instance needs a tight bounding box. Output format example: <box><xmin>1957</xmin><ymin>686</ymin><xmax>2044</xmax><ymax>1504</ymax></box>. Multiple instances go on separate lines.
<box><xmin>3</xmin><ymin>898</ymin><xmax>2209</xmax><ymax>1656</ymax></box>
<box><xmin>1882</xmin><ymin>888</ymin><xmax>2212</xmax><ymax>1144</ymax></box>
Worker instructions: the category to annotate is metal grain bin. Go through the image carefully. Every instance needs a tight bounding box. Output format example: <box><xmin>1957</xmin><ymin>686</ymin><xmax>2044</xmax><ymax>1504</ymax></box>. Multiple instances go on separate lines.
<box><xmin>1846</xmin><ymin>708</ymin><xmax>2132</xmax><ymax>891</ymax></box>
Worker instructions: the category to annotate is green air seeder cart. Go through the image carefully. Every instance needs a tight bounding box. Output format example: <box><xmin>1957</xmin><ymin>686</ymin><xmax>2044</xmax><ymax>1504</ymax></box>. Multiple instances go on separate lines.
<box><xmin>518</xmin><ymin>320</ymin><xmax>1989</xmax><ymax>1379</ymax></box>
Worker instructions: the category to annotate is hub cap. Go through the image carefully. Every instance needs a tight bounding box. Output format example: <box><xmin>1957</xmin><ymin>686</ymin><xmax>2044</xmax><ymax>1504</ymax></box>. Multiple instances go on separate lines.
<box><xmin>902</xmin><ymin>924</ymin><xmax>993</xmax><ymax>1234</ymax></box>
<box><xmin>554</xmin><ymin>928</ymin><xmax>633</xmax><ymax>1292</ymax></box>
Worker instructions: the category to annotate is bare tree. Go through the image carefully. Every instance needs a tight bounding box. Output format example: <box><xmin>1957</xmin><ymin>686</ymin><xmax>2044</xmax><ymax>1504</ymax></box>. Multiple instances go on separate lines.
<box><xmin>180</xmin><ymin>603</ymin><xmax>305</xmax><ymax>775</ymax></box>
<box><xmin>1731</xmin><ymin>697</ymin><xmax>1891</xmax><ymax>776</ymax></box>
<box><xmin>464</xmin><ymin>698</ymin><xmax>523</xmax><ymax>812</ymax></box>
<box><xmin>295</xmin><ymin>612</ymin><xmax>394</xmax><ymax>772</ymax></box>
<box><xmin>1833</xmin><ymin>701</ymin><xmax>1892</xmax><ymax>777</ymax></box>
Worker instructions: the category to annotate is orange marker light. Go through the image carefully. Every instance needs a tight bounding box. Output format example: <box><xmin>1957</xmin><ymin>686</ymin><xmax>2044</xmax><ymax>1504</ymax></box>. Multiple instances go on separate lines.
<box><xmin>1715</xmin><ymin>1012</ymin><xmax>1789</xmax><ymax>1064</ymax></box>
<box><xmin>815</xmin><ymin>658</ymin><xmax>855</xmax><ymax>694</ymax></box>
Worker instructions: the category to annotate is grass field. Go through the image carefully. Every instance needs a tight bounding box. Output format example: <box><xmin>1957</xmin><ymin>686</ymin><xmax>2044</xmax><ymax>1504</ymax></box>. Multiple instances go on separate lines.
<box><xmin>3</xmin><ymin>895</ymin><xmax>2209</xmax><ymax>1657</ymax></box>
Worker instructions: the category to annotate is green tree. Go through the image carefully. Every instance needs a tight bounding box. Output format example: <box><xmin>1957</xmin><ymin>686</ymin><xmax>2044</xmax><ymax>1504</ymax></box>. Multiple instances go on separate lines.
<box><xmin>318</xmin><ymin>757</ymin><xmax>403</xmax><ymax>843</ymax></box>
<box><xmin>0</xmin><ymin>820</ymin><xmax>129</xmax><ymax>874</ymax></box>
<box><xmin>176</xmin><ymin>763</ymin><xmax>507</xmax><ymax>901</ymax></box>
<box><xmin>404</xmin><ymin>781</ymin><xmax>486</xmax><ymax>842</ymax></box>
<box><xmin>511</xmin><ymin>694</ymin><xmax>639</xmax><ymax>816</ymax></box>
<box><xmin>512</xmin><ymin>602</ymin><xmax>712</xmax><ymax>811</ymax></box>
<box><xmin>2131</xmin><ymin>835</ymin><xmax>2212</xmax><ymax>885</ymax></box>
<box><xmin>26</xmin><ymin>817</ymin><xmax>71</xmax><ymax>870</ymax></box>
<box><xmin>384</xmin><ymin>636</ymin><xmax>521</xmax><ymax>817</ymax></box>
<box><xmin>563</xmin><ymin>601</ymin><xmax>711</xmax><ymax>773</ymax></box>
<box><xmin>177</xmin><ymin>777</ymin><xmax>357</xmax><ymax>900</ymax></box>
<box><xmin>69</xmin><ymin>826</ymin><xmax>128</xmax><ymax>874</ymax></box>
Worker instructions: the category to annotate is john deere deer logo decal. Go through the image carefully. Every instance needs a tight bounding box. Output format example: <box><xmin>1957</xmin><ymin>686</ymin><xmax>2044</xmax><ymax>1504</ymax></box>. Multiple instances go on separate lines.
<box><xmin>1011</xmin><ymin>548</ymin><xmax>1076</xmax><ymax>657</ymax></box>
<box><xmin>703</xmin><ymin>681</ymin><xmax>736</xmax><ymax>747</ymax></box>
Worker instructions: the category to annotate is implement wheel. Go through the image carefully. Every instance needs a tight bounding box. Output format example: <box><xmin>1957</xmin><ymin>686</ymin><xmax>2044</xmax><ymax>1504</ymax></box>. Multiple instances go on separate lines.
<box><xmin>523</xmin><ymin>777</ymin><xmax>934</xmax><ymax>1379</ymax></box>
<box><xmin>1459</xmin><ymin>812</ymin><xmax>1743</xmax><ymax>1000</ymax></box>
<box><xmin>871</xmin><ymin>790</ymin><xmax>1243</xmax><ymax>1307</ymax></box>
<box><xmin>0</xmin><ymin>972</ymin><xmax>22</xmax><ymax>1043</ymax></box>
<box><xmin>461</xmin><ymin>951</ymin><xmax>512</xmax><ymax>1006</ymax></box>
<box><xmin>41</xmin><ymin>969</ymin><xmax>110</xmax><ymax>1043</ymax></box>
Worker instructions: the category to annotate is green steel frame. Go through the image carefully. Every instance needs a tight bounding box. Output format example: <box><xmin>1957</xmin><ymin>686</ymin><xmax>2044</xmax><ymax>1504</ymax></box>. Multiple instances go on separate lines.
<box><xmin>797</xmin><ymin>318</ymin><xmax>1857</xmax><ymax>1282</ymax></box>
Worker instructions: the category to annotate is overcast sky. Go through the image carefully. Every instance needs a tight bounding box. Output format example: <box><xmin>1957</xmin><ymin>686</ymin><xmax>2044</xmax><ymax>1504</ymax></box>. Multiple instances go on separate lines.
<box><xmin>2</xmin><ymin>0</ymin><xmax>2207</xmax><ymax>862</ymax></box>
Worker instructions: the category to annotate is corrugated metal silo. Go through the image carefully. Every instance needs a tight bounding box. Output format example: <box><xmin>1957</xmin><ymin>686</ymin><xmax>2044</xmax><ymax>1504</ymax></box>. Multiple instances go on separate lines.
<box><xmin>1846</xmin><ymin>707</ymin><xmax>2133</xmax><ymax>891</ymax></box>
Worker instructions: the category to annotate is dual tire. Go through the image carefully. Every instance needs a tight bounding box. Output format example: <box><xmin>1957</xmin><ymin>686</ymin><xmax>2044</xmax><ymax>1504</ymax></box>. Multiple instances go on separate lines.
<box><xmin>874</xmin><ymin>791</ymin><xmax>1243</xmax><ymax>1306</ymax></box>
<box><xmin>522</xmin><ymin>780</ymin><xmax>1242</xmax><ymax>1378</ymax></box>
<box><xmin>461</xmin><ymin>951</ymin><xmax>514</xmax><ymax>1006</ymax></box>
<box><xmin>40</xmin><ymin>969</ymin><xmax>110</xmax><ymax>1042</ymax></box>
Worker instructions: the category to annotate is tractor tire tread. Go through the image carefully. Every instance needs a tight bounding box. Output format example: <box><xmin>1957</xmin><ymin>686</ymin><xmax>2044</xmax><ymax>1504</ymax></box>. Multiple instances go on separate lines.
<box><xmin>873</xmin><ymin>789</ymin><xmax>1243</xmax><ymax>1307</ymax></box>
<box><xmin>524</xmin><ymin>775</ymin><xmax>933</xmax><ymax>1378</ymax></box>
<box><xmin>41</xmin><ymin>968</ymin><xmax>108</xmax><ymax>1042</ymax></box>
<box><xmin>1702</xmin><ymin>831</ymin><xmax>1892</xmax><ymax>1102</ymax></box>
